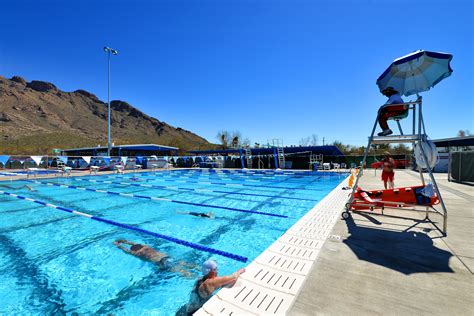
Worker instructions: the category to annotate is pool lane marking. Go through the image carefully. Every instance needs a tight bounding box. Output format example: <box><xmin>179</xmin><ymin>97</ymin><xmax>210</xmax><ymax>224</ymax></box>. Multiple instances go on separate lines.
<box><xmin>146</xmin><ymin>173</ymin><xmax>303</xmax><ymax>185</ymax></box>
<box><xmin>118</xmin><ymin>174</ymin><xmax>319</xmax><ymax>192</ymax></box>
<box><xmin>167</xmin><ymin>170</ymin><xmax>314</xmax><ymax>181</ymax></box>
<box><xmin>0</xmin><ymin>190</ymin><xmax>247</xmax><ymax>262</ymax></box>
<box><xmin>121</xmin><ymin>170</ymin><xmax>332</xmax><ymax>188</ymax></box>
<box><xmin>159</xmin><ymin>169</ymin><xmax>336</xmax><ymax>178</ymax></box>
<box><xmin>28</xmin><ymin>180</ymin><xmax>288</xmax><ymax>218</ymax></box>
<box><xmin>67</xmin><ymin>178</ymin><xmax>318</xmax><ymax>202</ymax></box>
<box><xmin>125</xmin><ymin>170</ymin><xmax>321</xmax><ymax>186</ymax></box>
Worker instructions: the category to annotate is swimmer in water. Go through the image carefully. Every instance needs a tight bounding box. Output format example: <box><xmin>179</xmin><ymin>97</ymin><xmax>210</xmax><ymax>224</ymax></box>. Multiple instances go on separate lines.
<box><xmin>0</xmin><ymin>184</ymin><xmax>36</xmax><ymax>191</ymax></box>
<box><xmin>177</xmin><ymin>211</ymin><xmax>215</xmax><ymax>219</ymax></box>
<box><xmin>113</xmin><ymin>239</ymin><xmax>195</xmax><ymax>276</ymax></box>
<box><xmin>185</xmin><ymin>260</ymin><xmax>245</xmax><ymax>315</ymax></box>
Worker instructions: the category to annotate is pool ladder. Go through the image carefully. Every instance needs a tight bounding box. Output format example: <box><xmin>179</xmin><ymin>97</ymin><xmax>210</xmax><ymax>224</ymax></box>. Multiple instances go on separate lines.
<box><xmin>245</xmin><ymin>148</ymin><xmax>253</xmax><ymax>169</ymax></box>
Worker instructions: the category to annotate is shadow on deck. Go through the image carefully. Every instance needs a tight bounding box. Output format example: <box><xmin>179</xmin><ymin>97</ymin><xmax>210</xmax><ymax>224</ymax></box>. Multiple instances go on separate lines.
<box><xmin>343</xmin><ymin>213</ymin><xmax>453</xmax><ymax>275</ymax></box>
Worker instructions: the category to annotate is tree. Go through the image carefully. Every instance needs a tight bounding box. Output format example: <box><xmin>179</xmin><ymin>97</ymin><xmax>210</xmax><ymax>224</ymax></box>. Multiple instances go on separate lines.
<box><xmin>310</xmin><ymin>134</ymin><xmax>318</xmax><ymax>146</ymax></box>
<box><xmin>299</xmin><ymin>136</ymin><xmax>310</xmax><ymax>146</ymax></box>
<box><xmin>332</xmin><ymin>140</ymin><xmax>348</xmax><ymax>153</ymax></box>
<box><xmin>458</xmin><ymin>130</ymin><xmax>471</xmax><ymax>137</ymax></box>
<box><xmin>216</xmin><ymin>130</ymin><xmax>250</xmax><ymax>149</ymax></box>
<box><xmin>392</xmin><ymin>143</ymin><xmax>411</xmax><ymax>154</ymax></box>
<box><xmin>231</xmin><ymin>136</ymin><xmax>239</xmax><ymax>148</ymax></box>
<box><xmin>216</xmin><ymin>130</ymin><xmax>230</xmax><ymax>149</ymax></box>
<box><xmin>241</xmin><ymin>138</ymin><xmax>251</xmax><ymax>148</ymax></box>
<box><xmin>299</xmin><ymin>134</ymin><xmax>318</xmax><ymax>146</ymax></box>
<box><xmin>371</xmin><ymin>143</ymin><xmax>390</xmax><ymax>154</ymax></box>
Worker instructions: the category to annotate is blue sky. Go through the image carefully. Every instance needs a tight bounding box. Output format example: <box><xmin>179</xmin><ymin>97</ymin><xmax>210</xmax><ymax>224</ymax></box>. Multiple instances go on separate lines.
<box><xmin>1</xmin><ymin>0</ymin><xmax>472</xmax><ymax>146</ymax></box>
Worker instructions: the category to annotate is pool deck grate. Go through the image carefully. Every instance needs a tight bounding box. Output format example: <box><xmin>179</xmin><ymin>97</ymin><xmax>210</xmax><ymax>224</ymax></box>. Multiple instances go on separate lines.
<box><xmin>195</xmin><ymin>176</ymin><xmax>350</xmax><ymax>315</ymax></box>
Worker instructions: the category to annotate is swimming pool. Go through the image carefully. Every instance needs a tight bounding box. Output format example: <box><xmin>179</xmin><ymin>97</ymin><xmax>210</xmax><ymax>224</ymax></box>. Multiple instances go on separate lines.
<box><xmin>0</xmin><ymin>169</ymin><xmax>345</xmax><ymax>314</ymax></box>
<box><xmin>0</xmin><ymin>170</ymin><xmax>60</xmax><ymax>177</ymax></box>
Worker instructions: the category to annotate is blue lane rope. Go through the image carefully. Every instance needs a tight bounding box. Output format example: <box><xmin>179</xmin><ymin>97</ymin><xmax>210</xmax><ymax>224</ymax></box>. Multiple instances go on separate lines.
<box><xmin>72</xmin><ymin>177</ymin><xmax>318</xmax><ymax>202</ymax></box>
<box><xmin>29</xmin><ymin>180</ymin><xmax>288</xmax><ymax>218</ymax></box>
<box><xmin>167</xmin><ymin>170</ymin><xmax>346</xmax><ymax>181</ymax></box>
<box><xmin>164</xmin><ymin>169</ymin><xmax>339</xmax><ymax>177</ymax></box>
<box><xmin>0</xmin><ymin>190</ymin><xmax>248</xmax><ymax>262</ymax></box>
<box><xmin>120</xmin><ymin>174</ymin><xmax>318</xmax><ymax>191</ymax></box>
<box><xmin>132</xmin><ymin>169</ymin><xmax>320</xmax><ymax>182</ymax></box>
<box><xmin>133</xmin><ymin>171</ymin><xmax>315</xmax><ymax>185</ymax></box>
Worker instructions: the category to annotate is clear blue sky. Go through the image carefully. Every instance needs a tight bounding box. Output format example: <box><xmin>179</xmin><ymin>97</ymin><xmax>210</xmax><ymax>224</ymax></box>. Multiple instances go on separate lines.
<box><xmin>1</xmin><ymin>0</ymin><xmax>472</xmax><ymax>146</ymax></box>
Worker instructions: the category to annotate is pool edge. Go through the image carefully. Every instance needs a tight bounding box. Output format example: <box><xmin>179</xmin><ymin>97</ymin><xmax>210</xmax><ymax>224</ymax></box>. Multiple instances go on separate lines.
<box><xmin>195</xmin><ymin>174</ymin><xmax>351</xmax><ymax>315</ymax></box>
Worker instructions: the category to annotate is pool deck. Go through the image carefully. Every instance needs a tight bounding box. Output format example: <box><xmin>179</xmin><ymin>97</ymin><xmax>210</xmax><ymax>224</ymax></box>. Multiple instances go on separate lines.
<box><xmin>290</xmin><ymin>170</ymin><xmax>474</xmax><ymax>315</ymax></box>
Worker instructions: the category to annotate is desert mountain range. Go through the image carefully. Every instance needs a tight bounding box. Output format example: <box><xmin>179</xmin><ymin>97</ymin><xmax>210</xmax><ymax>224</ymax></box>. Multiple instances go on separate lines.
<box><xmin>0</xmin><ymin>75</ymin><xmax>212</xmax><ymax>154</ymax></box>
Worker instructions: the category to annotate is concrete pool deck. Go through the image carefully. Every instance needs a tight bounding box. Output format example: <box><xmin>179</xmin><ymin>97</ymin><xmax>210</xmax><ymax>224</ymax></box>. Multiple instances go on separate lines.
<box><xmin>290</xmin><ymin>170</ymin><xmax>474</xmax><ymax>315</ymax></box>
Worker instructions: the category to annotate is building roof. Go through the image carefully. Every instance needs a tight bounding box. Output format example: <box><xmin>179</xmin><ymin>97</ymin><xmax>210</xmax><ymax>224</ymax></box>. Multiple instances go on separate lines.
<box><xmin>62</xmin><ymin>143</ymin><xmax>178</xmax><ymax>152</ymax></box>
<box><xmin>433</xmin><ymin>136</ymin><xmax>474</xmax><ymax>148</ymax></box>
<box><xmin>187</xmin><ymin>145</ymin><xmax>344</xmax><ymax>156</ymax></box>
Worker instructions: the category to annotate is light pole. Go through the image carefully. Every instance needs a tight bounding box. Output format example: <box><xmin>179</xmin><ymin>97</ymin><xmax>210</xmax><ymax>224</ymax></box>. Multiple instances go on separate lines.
<box><xmin>103</xmin><ymin>46</ymin><xmax>118</xmax><ymax>156</ymax></box>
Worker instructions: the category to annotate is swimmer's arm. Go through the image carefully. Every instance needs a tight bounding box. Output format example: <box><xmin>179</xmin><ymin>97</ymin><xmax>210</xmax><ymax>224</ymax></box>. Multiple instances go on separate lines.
<box><xmin>113</xmin><ymin>241</ymin><xmax>132</xmax><ymax>254</ymax></box>
<box><xmin>169</xmin><ymin>266</ymin><xmax>194</xmax><ymax>278</ymax></box>
<box><xmin>200</xmin><ymin>269</ymin><xmax>246</xmax><ymax>295</ymax></box>
<box><xmin>178</xmin><ymin>261</ymin><xmax>197</xmax><ymax>269</ymax></box>
<box><xmin>116</xmin><ymin>239</ymin><xmax>135</xmax><ymax>245</ymax></box>
<box><xmin>198</xmin><ymin>277</ymin><xmax>234</xmax><ymax>297</ymax></box>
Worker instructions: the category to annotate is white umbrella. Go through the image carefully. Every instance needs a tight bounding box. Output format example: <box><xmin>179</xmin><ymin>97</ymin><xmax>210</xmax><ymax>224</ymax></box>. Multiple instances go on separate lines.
<box><xmin>376</xmin><ymin>50</ymin><xmax>453</xmax><ymax>96</ymax></box>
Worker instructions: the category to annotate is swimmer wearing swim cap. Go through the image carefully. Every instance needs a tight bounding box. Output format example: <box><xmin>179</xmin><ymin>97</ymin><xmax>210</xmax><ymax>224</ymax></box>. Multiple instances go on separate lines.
<box><xmin>185</xmin><ymin>259</ymin><xmax>245</xmax><ymax>314</ymax></box>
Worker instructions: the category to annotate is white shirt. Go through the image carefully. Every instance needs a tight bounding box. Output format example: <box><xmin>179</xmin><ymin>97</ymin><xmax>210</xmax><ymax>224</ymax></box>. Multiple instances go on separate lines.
<box><xmin>386</xmin><ymin>93</ymin><xmax>404</xmax><ymax>105</ymax></box>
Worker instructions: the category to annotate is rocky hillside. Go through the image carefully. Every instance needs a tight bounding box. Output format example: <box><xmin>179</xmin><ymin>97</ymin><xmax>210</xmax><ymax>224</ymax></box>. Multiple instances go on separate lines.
<box><xmin>0</xmin><ymin>75</ymin><xmax>213</xmax><ymax>154</ymax></box>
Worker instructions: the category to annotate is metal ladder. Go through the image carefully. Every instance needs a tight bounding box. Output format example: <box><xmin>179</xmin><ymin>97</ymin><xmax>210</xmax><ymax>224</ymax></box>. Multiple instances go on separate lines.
<box><xmin>245</xmin><ymin>148</ymin><xmax>253</xmax><ymax>169</ymax></box>
<box><xmin>56</xmin><ymin>159</ymin><xmax>65</xmax><ymax>169</ymax></box>
<box><xmin>277</xmin><ymin>147</ymin><xmax>285</xmax><ymax>169</ymax></box>
<box><xmin>309</xmin><ymin>154</ymin><xmax>323</xmax><ymax>170</ymax></box>
<box><xmin>271</xmin><ymin>139</ymin><xmax>285</xmax><ymax>169</ymax></box>
<box><xmin>344</xmin><ymin>96</ymin><xmax>448</xmax><ymax>235</ymax></box>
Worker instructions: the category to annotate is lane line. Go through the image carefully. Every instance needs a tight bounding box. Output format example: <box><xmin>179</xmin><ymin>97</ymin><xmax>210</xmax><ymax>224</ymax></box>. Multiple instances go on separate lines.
<box><xmin>29</xmin><ymin>180</ymin><xmax>288</xmax><ymax>218</ymax></box>
<box><xmin>118</xmin><ymin>174</ymin><xmax>320</xmax><ymax>192</ymax></box>
<box><xmin>0</xmin><ymin>190</ymin><xmax>248</xmax><ymax>262</ymax></box>
<box><xmin>72</xmin><ymin>177</ymin><xmax>318</xmax><ymax>202</ymax></box>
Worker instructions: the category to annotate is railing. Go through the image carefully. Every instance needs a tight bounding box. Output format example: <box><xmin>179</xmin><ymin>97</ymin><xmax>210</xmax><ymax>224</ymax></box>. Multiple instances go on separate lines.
<box><xmin>0</xmin><ymin>153</ymin><xmax>415</xmax><ymax>171</ymax></box>
<box><xmin>0</xmin><ymin>155</ymin><xmax>173</xmax><ymax>171</ymax></box>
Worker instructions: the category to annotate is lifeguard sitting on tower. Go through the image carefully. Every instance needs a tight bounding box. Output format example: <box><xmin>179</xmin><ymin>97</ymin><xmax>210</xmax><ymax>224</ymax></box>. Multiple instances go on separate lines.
<box><xmin>377</xmin><ymin>87</ymin><xmax>407</xmax><ymax>136</ymax></box>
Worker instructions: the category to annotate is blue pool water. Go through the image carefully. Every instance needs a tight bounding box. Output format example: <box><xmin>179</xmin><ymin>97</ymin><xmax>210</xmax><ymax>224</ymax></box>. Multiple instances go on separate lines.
<box><xmin>0</xmin><ymin>169</ymin><xmax>345</xmax><ymax>315</ymax></box>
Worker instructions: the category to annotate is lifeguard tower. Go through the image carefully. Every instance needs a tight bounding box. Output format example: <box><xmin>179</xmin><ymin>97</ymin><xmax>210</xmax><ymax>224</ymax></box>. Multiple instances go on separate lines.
<box><xmin>343</xmin><ymin>50</ymin><xmax>453</xmax><ymax>235</ymax></box>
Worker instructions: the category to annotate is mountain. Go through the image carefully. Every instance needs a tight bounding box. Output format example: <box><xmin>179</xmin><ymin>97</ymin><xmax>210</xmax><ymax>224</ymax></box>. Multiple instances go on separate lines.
<box><xmin>0</xmin><ymin>75</ymin><xmax>213</xmax><ymax>154</ymax></box>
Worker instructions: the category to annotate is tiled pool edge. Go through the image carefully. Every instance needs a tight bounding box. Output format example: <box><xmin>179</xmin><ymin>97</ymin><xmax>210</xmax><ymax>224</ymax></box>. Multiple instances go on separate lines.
<box><xmin>195</xmin><ymin>175</ymin><xmax>350</xmax><ymax>315</ymax></box>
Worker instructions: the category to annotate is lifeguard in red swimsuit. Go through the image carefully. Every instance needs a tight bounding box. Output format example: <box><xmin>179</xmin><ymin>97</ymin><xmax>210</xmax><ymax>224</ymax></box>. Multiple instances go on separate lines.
<box><xmin>381</xmin><ymin>152</ymin><xmax>395</xmax><ymax>189</ymax></box>
<box><xmin>378</xmin><ymin>87</ymin><xmax>406</xmax><ymax>136</ymax></box>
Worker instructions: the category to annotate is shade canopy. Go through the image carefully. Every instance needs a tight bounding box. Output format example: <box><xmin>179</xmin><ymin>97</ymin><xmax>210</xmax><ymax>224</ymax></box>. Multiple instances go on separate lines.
<box><xmin>377</xmin><ymin>50</ymin><xmax>453</xmax><ymax>96</ymax></box>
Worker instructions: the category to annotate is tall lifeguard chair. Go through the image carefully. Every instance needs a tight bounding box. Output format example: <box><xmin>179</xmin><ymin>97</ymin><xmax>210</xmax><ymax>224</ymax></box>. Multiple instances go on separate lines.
<box><xmin>343</xmin><ymin>50</ymin><xmax>453</xmax><ymax>236</ymax></box>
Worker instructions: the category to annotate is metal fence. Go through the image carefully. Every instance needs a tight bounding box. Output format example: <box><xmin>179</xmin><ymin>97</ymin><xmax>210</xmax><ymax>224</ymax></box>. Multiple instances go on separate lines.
<box><xmin>0</xmin><ymin>155</ymin><xmax>172</xmax><ymax>171</ymax></box>
<box><xmin>448</xmin><ymin>151</ymin><xmax>474</xmax><ymax>185</ymax></box>
<box><xmin>0</xmin><ymin>153</ymin><xmax>414</xmax><ymax>171</ymax></box>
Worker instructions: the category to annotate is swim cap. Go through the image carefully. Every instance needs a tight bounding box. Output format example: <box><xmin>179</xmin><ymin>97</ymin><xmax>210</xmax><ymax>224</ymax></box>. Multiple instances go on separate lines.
<box><xmin>202</xmin><ymin>259</ymin><xmax>218</xmax><ymax>275</ymax></box>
